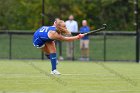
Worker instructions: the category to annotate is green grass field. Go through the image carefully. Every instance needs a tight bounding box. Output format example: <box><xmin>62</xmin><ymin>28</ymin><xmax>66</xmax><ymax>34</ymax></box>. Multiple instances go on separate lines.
<box><xmin>0</xmin><ymin>60</ymin><xmax>140</xmax><ymax>93</ymax></box>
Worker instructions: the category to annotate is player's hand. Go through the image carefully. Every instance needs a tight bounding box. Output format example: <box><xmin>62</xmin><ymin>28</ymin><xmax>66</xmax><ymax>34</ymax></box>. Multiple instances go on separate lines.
<box><xmin>77</xmin><ymin>34</ymin><xmax>85</xmax><ymax>39</ymax></box>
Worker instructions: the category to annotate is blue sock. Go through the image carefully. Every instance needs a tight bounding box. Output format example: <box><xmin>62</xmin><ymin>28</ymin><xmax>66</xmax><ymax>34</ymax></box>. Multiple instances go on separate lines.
<box><xmin>50</xmin><ymin>53</ymin><xmax>57</xmax><ymax>71</ymax></box>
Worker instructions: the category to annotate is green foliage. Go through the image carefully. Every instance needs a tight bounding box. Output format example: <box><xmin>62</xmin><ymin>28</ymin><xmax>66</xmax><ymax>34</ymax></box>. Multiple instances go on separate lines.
<box><xmin>0</xmin><ymin>0</ymin><xmax>139</xmax><ymax>30</ymax></box>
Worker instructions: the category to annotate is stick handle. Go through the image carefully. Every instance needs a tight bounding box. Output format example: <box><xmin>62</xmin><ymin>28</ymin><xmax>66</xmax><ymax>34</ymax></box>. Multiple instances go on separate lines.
<box><xmin>84</xmin><ymin>24</ymin><xmax>107</xmax><ymax>36</ymax></box>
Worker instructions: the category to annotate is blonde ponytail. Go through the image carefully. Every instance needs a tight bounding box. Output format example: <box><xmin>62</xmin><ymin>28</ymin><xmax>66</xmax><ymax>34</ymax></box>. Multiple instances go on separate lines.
<box><xmin>55</xmin><ymin>20</ymin><xmax>71</xmax><ymax>35</ymax></box>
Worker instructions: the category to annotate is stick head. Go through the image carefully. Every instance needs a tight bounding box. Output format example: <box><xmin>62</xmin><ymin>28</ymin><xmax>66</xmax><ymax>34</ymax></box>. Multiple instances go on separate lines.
<box><xmin>103</xmin><ymin>24</ymin><xmax>107</xmax><ymax>29</ymax></box>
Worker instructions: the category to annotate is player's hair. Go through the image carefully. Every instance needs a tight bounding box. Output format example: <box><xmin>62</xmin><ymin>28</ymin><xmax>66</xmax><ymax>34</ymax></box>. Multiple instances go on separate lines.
<box><xmin>55</xmin><ymin>20</ymin><xmax>71</xmax><ymax>35</ymax></box>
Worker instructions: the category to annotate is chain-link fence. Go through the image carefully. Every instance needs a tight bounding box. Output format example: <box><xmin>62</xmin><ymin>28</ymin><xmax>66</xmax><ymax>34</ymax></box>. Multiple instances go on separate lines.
<box><xmin>0</xmin><ymin>31</ymin><xmax>139</xmax><ymax>62</ymax></box>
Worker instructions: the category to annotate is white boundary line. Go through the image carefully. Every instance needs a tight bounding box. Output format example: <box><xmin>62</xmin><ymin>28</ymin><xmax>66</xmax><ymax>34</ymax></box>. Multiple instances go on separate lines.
<box><xmin>62</xmin><ymin>74</ymin><xmax>96</xmax><ymax>76</ymax></box>
<box><xmin>0</xmin><ymin>73</ymin><xmax>112</xmax><ymax>76</ymax></box>
<box><xmin>0</xmin><ymin>73</ymin><xmax>127</xmax><ymax>76</ymax></box>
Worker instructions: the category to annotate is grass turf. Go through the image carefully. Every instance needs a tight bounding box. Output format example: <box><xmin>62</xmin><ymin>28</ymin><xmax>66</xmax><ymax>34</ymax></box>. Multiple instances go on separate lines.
<box><xmin>0</xmin><ymin>60</ymin><xmax>139</xmax><ymax>93</ymax></box>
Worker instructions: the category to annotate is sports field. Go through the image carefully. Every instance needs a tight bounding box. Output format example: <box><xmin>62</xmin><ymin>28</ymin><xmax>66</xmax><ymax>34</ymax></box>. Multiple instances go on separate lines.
<box><xmin>0</xmin><ymin>60</ymin><xmax>139</xmax><ymax>93</ymax></box>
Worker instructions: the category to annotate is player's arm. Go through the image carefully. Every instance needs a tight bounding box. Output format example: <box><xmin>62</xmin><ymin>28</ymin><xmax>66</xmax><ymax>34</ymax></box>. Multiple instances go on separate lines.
<box><xmin>49</xmin><ymin>31</ymin><xmax>84</xmax><ymax>42</ymax></box>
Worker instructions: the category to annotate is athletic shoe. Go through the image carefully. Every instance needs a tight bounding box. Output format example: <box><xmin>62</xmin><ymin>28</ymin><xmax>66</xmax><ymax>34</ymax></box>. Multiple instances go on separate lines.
<box><xmin>50</xmin><ymin>70</ymin><xmax>61</xmax><ymax>75</ymax></box>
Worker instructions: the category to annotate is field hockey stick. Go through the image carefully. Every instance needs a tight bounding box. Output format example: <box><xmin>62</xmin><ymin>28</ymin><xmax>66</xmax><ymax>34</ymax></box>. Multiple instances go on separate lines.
<box><xmin>84</xmin><ymin>24</ymin><xmax>107</xmax><ymax>36</ymax></box>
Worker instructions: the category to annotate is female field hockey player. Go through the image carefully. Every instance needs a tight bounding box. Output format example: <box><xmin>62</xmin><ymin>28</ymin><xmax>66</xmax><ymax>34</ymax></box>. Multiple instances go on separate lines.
<box><xmin>33</xmin><ymin>19</ymin><xmax>85</xmax><ymax>75</ymax></box>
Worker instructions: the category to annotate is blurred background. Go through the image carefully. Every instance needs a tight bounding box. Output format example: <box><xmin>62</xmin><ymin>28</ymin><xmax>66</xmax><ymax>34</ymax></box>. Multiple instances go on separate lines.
<box><xmin>0</xmin><ymin>0</ymin><xmax>139</xmax><ymax>62</ymax></box>
<box><xmin>0</xmin><ymin>0</ymin><xmax>138</xmax><ymax>30</ymax></box>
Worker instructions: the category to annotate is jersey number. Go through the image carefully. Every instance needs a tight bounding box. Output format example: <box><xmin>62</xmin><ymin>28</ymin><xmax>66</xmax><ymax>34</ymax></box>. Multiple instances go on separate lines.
<box><xmin>39</xmin><ymin>27</ymin><xmax>49</xmax><ymax>32</ymax></box>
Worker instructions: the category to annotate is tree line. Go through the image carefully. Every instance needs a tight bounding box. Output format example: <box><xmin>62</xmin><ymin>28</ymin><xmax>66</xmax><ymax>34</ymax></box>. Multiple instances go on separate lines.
<box><xmin>0</xmin><ymin>0</ymin><xmax>139</xmax><ymax>31</ymax></box>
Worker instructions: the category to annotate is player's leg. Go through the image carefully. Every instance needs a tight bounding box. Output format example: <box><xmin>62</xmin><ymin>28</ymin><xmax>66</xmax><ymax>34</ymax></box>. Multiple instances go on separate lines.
<box><xmin>41</xmin><ymin>43</ymin><xmax>59</xmax><ymax>65</ymax></box>
<box><xmin>41</xmin><ymin>41</ymin><xmax>60</xmax><ymax>74</ymax></box>
<box><xmin>41</xmin><ymin>45</ymin><xmax>50</xmax><ymax>59</ymax></box>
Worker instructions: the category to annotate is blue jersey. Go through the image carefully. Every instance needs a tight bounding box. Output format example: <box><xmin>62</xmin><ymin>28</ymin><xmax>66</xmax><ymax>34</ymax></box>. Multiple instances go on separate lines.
<box><xmin>33</xmin><ymin>26</ymin><xmax>56</xmax><ymax>48</ymax></box>
<box><xmin>80</xmin><ymin>26</ymin><xmax>90</xmax><ymax>40</ymax></box>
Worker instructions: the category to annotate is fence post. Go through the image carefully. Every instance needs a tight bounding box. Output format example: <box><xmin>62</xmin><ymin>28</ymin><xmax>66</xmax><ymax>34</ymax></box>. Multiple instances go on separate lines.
<box><xmin>59</xmin><ymin>41</ymin><xmax>63</xmax><ymax>58</ymax></box>
<box><xmin>103</xmin><ymin>31</ymin><xmax>106</xmax><ymax>61</ymax></box>
<box><xmin>72</xmin><ymin>41</ymin><xmax>75</xmax><ymax>61</ymax></box>
<box><xmin>56</xmin><ymin>41</ymin><xmax>63</xmax><ymax>60</ymax></box>
<box><xmin>134</xmin><ymin>0</ymin><xmax>139</xmax><ymax>62</ymax></box>
<box><xmin>41</xmin><ymin>0</ymin><xmax>45</xmax><ymax>60</ymax></box>
<box><xmin>9</xmin><ymin>34</ymin><xmax>12</xmax><ymax>59</ymax></box>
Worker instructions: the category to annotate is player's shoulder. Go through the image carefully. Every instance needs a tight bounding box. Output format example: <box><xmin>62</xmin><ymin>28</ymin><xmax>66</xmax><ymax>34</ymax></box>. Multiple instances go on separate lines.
<box><xmin>48</xmin><ymin>26</ymin><xmax>56</xmax><ymax>31</ymax></box>
<box><xmin>48</xmin><ymin>26</ymin><xmax>56</xmax><ymax>28</ymax></box>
